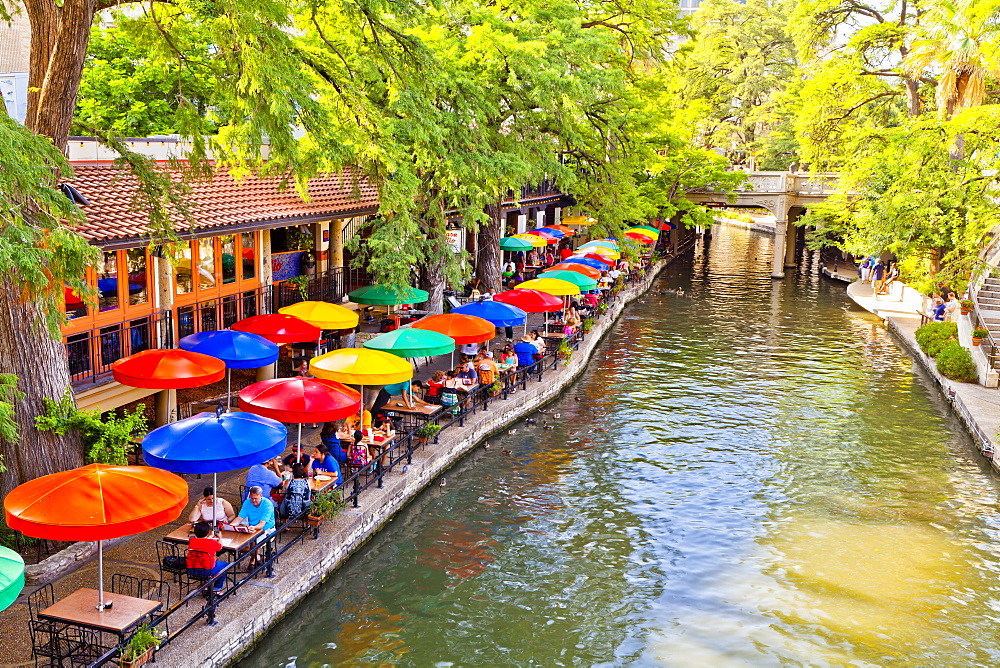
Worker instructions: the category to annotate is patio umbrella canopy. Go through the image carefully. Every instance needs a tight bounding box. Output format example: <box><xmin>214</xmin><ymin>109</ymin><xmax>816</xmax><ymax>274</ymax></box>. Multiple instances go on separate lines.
<box><xmin>550</xmin><ymin>262</ymin><xmax>602</xmax><ymax>280</ymax></box>
<box><xmin>584</xmin><ymin>252</ymin><xmax>616</xmax><ymax>265</ymax></box>
<box><xmin>278</xmin><ymin>301</ymin><xmax>359</xmax><ymax>330</ymax></box>
<box><xmin>4</xmin><ymin>463</ymin><xmax>188</xmax><ymax>609</ymax></box>
<box><xmin>411</xmin><ymin>313</ymin><xmax>496</xmax><ymax>344</ymax></box>
<box><xmin>493</xmin><ymin>289</ymin><xmax>563</xmax><ymax>313</ymax></box>
<box><xmin>625</xmin><ymin>232</ymin><xmax>655</xmax><ymax>244</ymax></box>
<box><xmin>533</xmin><ymin>227</ymin><xmax>565</xmax><ymax>238</ymax></box>
<box><xmin>348</xmin><ymin>285</ymin><xmax>429</xmax><ymax>306</ymax></box>
<box><xmin>112</xmin><ymin>349</ymin><xmax>226</xmax><ymax>389</ymax></box>
<box><xmin>515</xmin><ymin>277</ymin><xmax>581</xmax><ymax>296</ymax></box>
<box><xmin>178</xmin><ymin>330</ymin><xmax>279</xmax><ymax>369</ymax></box>
<box><xmin>309</xmin><ymin>348</ymin><xmax>414</xmax><ymax>385</ymax></box>
<box><xmin>562</xmin><ymin>257</ymin><xmax>608</xmax><ymax>270</ymax></box>
<box><xmin>511</xmin><ymin>234</ymin><xmax>548</xmax><ymax>248</ymax></box>
<box><xmin>500</xmin><ymin>236</ymin><xmax>535</xmax><ymax>251</ymax></box>
<box><xmin>0</xmin><ymin>546</ymin><xmax>24</xmax><ymax>612</ymax></box>
<box><xmin>548</xmin><ymin>224</ymin><xmax>575</xmax><ymax>236</ymax></box>
<box><xmin>625</xmin><ymin>228</ymin><xmax>658</xmax><ymax>240</ymax></box>
<box><xmin>526</xmin><ymin>230</ymin><xmax>558</xmax><ymax>244</ymax></box>
<box><xmin>538</xmin><ymin>270</ymin><xmax>598</xmax><ymax>291</ymax></box>
<box><xmin>631</xmin><ymin>225</ymin><xmax>661</xmax><ymax>235</ymax></box>
<box><xmin>451</xmin><ymin>300</ymin><xmax>528</xmax><ymax>327</ymax></box>
<box><xmin>142</xmin><ymin>411</ymin><xmax>288</xmax><ymax>474</ymax></box>
<box><xmin>578</xmin><ymin>240</ymin><xmax>618</xmax><ymax>251</ymax></box>
<box><xmin>239</xmin><ymin>377</ymin><xmax>362</xmax><ymax>423</ymax></box>
<box><xmin>362</xmin><ymin>328</ymin><xmax>456</xmax><ymax>359</ymax></box>
<box><xmin>231</xmin><ymin>313</ymin><xmax>321</xmax><ymax>344</ymax></box>
<box><xmin>561</xmin><ymin>215</ymin><xmax>596</xmax><ymax>226</ymax></box>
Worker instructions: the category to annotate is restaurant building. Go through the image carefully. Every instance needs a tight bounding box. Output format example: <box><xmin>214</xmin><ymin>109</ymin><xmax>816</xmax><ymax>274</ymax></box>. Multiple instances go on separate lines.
<box><xmin>59</xmin><ymin>138</ymin><xmax>572</xmax><ymax>421</ymax></box>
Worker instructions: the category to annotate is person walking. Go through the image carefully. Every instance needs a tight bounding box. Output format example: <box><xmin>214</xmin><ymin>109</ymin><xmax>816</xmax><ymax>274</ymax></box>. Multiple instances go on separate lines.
<box><xmin>871</xmin><ymin>260</ymin><xmax>886</xmax><ymax>298</ymax></box>
<box><xmin>859</xmin><ymin>257</ymin><xmax>871</xmax><ymax>283</ymax></box>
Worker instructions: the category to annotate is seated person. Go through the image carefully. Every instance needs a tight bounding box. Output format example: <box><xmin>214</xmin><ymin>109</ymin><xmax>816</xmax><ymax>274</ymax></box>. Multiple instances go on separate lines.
<box><xmin>282</xmin><ymin>449</ymin><xmax>312</xmax><ymax>468</ymax></box>
<box><xmin>456</xmin><ymin>361</ymin><xmax>478</xmax><ymax>386</ymax></box>
<box><xmin>279</xmin><ymin>464</ymin><xmax>312</xmax><ymax>518</ymax></box>
<box><xmin>425</xmin><ymin>370</ymin><xmax>446</xmax><ymax>404</ymax></box>
<box><xmin>189</xmin><ymin>486</ymin><xmax>236</xmax><ymax>524</ymax></box>
<box><xmin>244</xmin><ymin>458</ymin><xmax>282</xmax><ymax>500</ymax></box>
<box><xmin>346</xmin><ymin>410</ymin><xmax>372</xmax><ymax>433</ymax></box>
<box><xmin>529</xmin><ymin>331</ymin><xmax>546</xmax><ymax>353</ymax></box>
<box><xmin>320</xmin><ymin>422</ymin><xmax>343</xmax><ymax>456</ymax></box>
<box><xmin>514</xmin><ymin>337</ymin><xmax>539</xmax><ymax>367</ymax></box>
<box><xmin>440</xmin><ymin>370</ymin><xmax>462</xmax><ymax>414</ymax></box>
<box><xmin>235</xmin><ymin>486</ymin><xmax>276</xmax><ymax>543</ymax></box>
<box><xmin>477</xmin><ymin>351</ymin><xmax>499</xmax><ymax>386</ymax></box>
<box><xmin>499</xmin><ymin>345</ymin><xmax>517</xmax><ymax>366</ymax></box>
<box><xmin>380</xmin><ymin>379</ymin><xmax>433</xmax><ymax>410</ymax></box>
<box><xmin>186</xmin><ymin>521</ymin><xmax>228</xmax><ymax>591</ymax></box>
<box><xmin>583</xmin><ymin>292</ymin><xmax>599</xmax><ymax>309</ymax></box>
<box><xmin>310</xmin><ymin>444</ymin><xmax>342</xmax><ymax>486</ymax></box>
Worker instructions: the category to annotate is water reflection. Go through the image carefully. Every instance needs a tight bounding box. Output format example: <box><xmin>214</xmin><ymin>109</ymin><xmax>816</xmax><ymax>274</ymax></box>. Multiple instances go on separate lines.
<box><xmin>244</xmin><ymin>225</ymin><xmax>1000</xmax><ymax>667</ymax></box>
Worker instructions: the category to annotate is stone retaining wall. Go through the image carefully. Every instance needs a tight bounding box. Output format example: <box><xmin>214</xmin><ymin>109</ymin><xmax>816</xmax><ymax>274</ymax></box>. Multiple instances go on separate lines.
<box><xmin>153</xmin><ymin>259</ymin><xmax>672</xmax><ymax>668</ymax></box>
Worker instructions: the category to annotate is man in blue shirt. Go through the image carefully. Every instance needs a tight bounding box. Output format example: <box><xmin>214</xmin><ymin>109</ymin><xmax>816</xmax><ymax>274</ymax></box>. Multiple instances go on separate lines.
<box><xmin>514</xmin><ymin>336</ymin><xmax>539</xmax><ymax>368</ymax></box>
<box><xmin>244</xmin><ymin>459</ymin><xmax>282</xmax><ymax>501</ymax></box>
<box><xmin>236</xmin><ymin>486</ymin><xmax>276</xmax><ymax>542</ymax></box>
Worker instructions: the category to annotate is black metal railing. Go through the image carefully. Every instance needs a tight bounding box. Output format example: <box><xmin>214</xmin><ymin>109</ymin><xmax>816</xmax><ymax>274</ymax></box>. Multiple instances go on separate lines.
<box><xmin>68</xmin><ymin>254</ymin><xmax>666</xmax><ymax>668</ymax></box>
<box><xmin>176</xmin><ymin>286</ymin><xmax>274</xmax><ymax>340</ymax></box>
<box><xmin>66</xmin><ymin>311</ymin><xmax>174</xmax><ymax>387</ymax></box>
<box><xmin>275</xmin><ymin>266</ymin><xmax>347</xmax><ymax>309</ymax></box>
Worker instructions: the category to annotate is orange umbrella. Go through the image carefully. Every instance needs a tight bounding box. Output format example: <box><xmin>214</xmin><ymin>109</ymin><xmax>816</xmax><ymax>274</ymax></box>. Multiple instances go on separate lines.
<box><xmin>550</xmin><ymin>262</ymin><xmax>601</xmax><ymax>280</ymax></box>
<box><xmin>112</xmin><ymin>349</ymin><xmax>226</xmax><ymax>389</ymax></box>
<box><xmin>411</xmin><ymin>313</ymin><xmax>495</xmax><ymax>345</ymax></box>
<box><xmin>549</xmin><ymin>224</ymin><xmax>575</xmax><ymax>236</ymax></box>
<box><xmin>4</xmin><ymin>464</ymin><xmax>188</xmax><ymax>608</ymax></box>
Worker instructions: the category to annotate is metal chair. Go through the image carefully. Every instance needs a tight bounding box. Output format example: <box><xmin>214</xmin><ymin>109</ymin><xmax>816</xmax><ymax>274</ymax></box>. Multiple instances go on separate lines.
<box><xmin>26</xmin><ymin>583</ymin><xmax>55</xmax><ymax>622</ymax></box>
<box><xmin>29</xmin><ymin>620</ymin><xmax>93</xmax><ymax>668</ymax></box>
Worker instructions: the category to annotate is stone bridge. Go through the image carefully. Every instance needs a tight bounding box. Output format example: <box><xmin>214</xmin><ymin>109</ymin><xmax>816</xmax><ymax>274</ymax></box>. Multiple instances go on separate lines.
<box><xmin>687</xmin><ymin>171</ymin><xmax>840</xmax><ymax>279</ymax></box>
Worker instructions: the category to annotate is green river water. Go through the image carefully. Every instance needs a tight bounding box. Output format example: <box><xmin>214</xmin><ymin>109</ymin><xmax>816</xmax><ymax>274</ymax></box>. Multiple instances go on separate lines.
<box><xmin>243</xmin><ymin>225</ymin><xmax>1000</xmax><ymax>667</ymax></box>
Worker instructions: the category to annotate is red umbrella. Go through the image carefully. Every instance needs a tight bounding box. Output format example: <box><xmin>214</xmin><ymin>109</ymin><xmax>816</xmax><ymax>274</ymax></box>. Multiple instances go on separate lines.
<box><xmin>493</xmin><ymin>289</ymin><xmax>562</xmax><ymax>313</ymax></box>
<box><xmin>112</xmin><ymin>349</ymin><xmax>226</xmax><ymax>389</ymax></box>
<box><xmin>550</xmin><ymin>263</ymin><xmax>602</xmax><ymax>280</ymax></box>
<box><xmin>231</xmin><ymin>313</ymin><xmax>321</xmax><ymax>344</ymax></box>
<box><xmin>239</xmin><ymin>378</ymin><xmax>361</xmax><ymax>456</ymax></box>
<box><xmin>584</xmin><ymin>253</ymin><xmax>615</xmax><ymax>266</ymax></box>
<box><xmin>411</xmin><ymin>313</ymin><xmax>495</xmax><ymax>344</ymax></box>
<box><xmin>625</xmin><ymin>232</ymin><xmax>655</xmax><ymax>244</ymax></box>
<box><xmin>4</xmin><ymin>464</ymin><xmax>187</xmax><ymax>608</ymax></box>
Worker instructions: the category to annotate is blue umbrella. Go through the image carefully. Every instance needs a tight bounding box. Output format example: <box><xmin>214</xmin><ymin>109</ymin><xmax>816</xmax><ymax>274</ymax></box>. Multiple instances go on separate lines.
<box><xmin>562</xmin><ymin>257</ymin><xmax>608</xmax><ymax>270</ymax></box>
<box><xmin>179</xmin><ymin>330</ymin><xmax>279</xmax><ymax>409</ymax></box>
<box><xmin>143</xmin><ymin>410</ymin><xmax>288</xmax><ymax>525</ymax></box>
<box><xmin>534</xmin><ymin>227</ymin><xmax>566</xmax><ymax>238</ymax></box>
<box><xmin>451</xmin><ymin>300</ymin><xmax>527</xmax><ymax>327</ymax></box>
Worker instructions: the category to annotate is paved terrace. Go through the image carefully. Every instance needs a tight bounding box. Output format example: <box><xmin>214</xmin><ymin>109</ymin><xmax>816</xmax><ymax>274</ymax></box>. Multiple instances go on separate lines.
<box><xmin>0</xmin><ymin>254</ymin><xmax>677</xmax><ymax>668</ymax></box>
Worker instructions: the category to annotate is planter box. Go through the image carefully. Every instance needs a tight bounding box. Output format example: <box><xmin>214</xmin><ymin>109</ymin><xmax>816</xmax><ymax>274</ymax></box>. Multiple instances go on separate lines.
<box><xmin>121</xmin><ymin>645</ymin><xmax>155</xmax><ymax>668</ymax></box>
<box><xmin>306</xmin><ymin>515</ymin><xmax>325</xmax><ymax>528</ymax></box>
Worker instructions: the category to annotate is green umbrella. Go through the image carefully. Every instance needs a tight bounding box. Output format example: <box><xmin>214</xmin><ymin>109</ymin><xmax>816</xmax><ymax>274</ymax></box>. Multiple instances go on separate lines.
<box><xmin>500</xmin><ymin>236</ymin><xmax>534</xmax><ymax>251</ymax></box>
<box><xmin>348</xmin><ymin>284</ymin><xmax>430</xmax><ymax>306</ymax></box>
<box><xmin>539</xmin><ymin>269</ymin><xmax>598</xmax><ymax>291</ymax></box>
<box><xmin>363</xmin><ymin>328</ymin><xmax>456</xmax><ymax>358</ymax></box>
<box><xmin>0</xmin><ymin>546</ymin><xmax>25</xmax><ymax>612</ymax></box>
<box><xmin>630</xmin><ymin>225</ymin><xmax>661</xmax><ymax>235</ymax></box>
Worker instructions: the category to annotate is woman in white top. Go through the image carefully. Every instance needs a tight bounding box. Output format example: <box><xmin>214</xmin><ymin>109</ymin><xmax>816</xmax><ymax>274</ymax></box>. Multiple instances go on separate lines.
<box><xmin>188</xmin><ymin>486</ymin><xmax>236</xmax><ymax>524</ymax></box>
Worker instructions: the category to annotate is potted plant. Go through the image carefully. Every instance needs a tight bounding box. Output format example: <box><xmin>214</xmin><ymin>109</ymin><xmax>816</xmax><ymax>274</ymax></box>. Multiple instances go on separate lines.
<box><xmin>120</xmin><ymin>624</ymin><xmax>160</xmax><ymax>668</ymax></box>
<box><xmin>556</xmin><ymin>340</ymin><xmax>573</xmax><ymax>363</ymax></box>
<box><xmin>596</xmin><ymin>302</ymin><xmax>608</xmax><ymax>316</ymax></box>
<box><xmin>415</xmin><ymin>423</ymin><xmax>442</xmax><ymax>444</ymax></box>
<box><xmin>582</xmin><ymin>317</ymin><xmax>594</xmax><ymax>334</ymax></box>
<box><xmin>307</xmin><ymin>489</ymin><xmax>343</xmax><ymax>528</ymax></box>
<box><xmin>488</xmin><ymin>379</ymin><xmax>502</xmax><ymax>397</ymax></box>
<box><xmin>972</xmin><ymin>326</ymin><xmax>989</xmax><ymax>346</ymax></box>
<box><xmin>286</xmin><ymin>275</ymin><xmax>310</xmax><ymax>299</ymax></box>
<box><xmin>960</xmin><ymin>298</ymin><xmax>974</xmax><ymax>315</ymax></box>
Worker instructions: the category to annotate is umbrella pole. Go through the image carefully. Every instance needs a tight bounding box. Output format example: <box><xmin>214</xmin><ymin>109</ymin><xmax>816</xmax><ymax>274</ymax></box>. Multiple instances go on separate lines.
<box><xmin>97</xmin><ymin>540</ymin><xmax>105</xmax><ymax>609</ymax></box>
<box><xmin>226</xmin><ymin>369</ymin><xmax>232</xmax><ymax>411</ymax></box>
<box><xmin>297</xmin><ymin>423</ymin><xmax>302</xmax><ymax>459</ymax></box>
<box><xmin>213</xmin><ymin>472</ymin><xmax>218</xmax><ymax>532</ymax></box>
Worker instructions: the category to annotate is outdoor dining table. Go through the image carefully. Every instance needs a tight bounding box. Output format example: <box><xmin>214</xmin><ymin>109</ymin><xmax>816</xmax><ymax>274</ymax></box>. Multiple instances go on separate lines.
<box><xmin>308</xmin><ymin>474</ymin><xmax>339</xmax><ymax>493</ymax></box>
<box><xmin>39</xmin><ymin>588</ymin><xmax>161</xmax><ymax>643</ymax></box>
<box><xmin>163</xmin><ymin>523</ymin><xmax>260</xmax><ymax>555</ymax></box>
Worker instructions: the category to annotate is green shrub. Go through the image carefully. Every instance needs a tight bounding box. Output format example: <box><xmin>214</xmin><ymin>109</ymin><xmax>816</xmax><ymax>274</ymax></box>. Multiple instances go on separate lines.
<box><xmin>35</xmin><ymin>391</ymin><xmax>148</xmax><ymax>465</ymax></box>
<box><xmin>936</xmin><ymin>343</ymin><xmax>979</xmax><ymax>383</ymax></box>
<box><xmin>915</xmin><ymin>321</ymin><xmax>958</xmax><ymax>357</ymax></box>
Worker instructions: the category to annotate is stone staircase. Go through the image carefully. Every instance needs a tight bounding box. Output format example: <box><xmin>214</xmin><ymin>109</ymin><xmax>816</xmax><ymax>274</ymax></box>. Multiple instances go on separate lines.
<box><xmin>979</xmin><ymin>277</ymin><xmax>1000</xmax><ymax>332</ymax></box>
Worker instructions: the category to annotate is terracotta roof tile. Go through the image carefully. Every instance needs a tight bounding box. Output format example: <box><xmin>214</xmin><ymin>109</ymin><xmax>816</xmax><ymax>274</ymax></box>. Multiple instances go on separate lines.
<box><xmin>65</xmin><ymin>165</ymin><xmax>379</xmax><ymax>244</ymax></box>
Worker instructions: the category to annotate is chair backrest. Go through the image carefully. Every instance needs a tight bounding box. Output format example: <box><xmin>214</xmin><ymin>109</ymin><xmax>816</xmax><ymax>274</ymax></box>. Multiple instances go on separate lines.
<box><xmin>139</xmin><ymin>578</ymin><xmax>171</xmax><ymax>605</ymax></box>
<box><xmin>156</xmin><ymin>540</ymin><xmax>187</xmax><ymax>575</ymax></box>
<box><xmin>27</xmin><ymin>583</ymin><xmax>54</xmax><ymax>621</ymax></box>
<box><xmin>111</xmin><ymin>573</ymin><xmax>141</xmax><ymax>598</ymax></box>
<box><xmin>184</xmin><ymin>549</ymin><xmax>213</xmax><ymax>577</ymax></box>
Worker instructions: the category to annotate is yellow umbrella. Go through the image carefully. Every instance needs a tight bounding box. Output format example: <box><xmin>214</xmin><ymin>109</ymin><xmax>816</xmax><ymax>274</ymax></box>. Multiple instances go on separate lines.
<box><xmin>561</xmin><ymin>216</ymin><xmax>597</xmax><ymax>226</ymax></box>
<box><xmin>279</xmin><ymin>301</ymin><xmax>359</xmax><ymax>330</ymax></box>
<box><xmin>625</xmin><ymin>228</ymin><xmax>658</xmax><ymax>241</ymax></box>
<box><xmin>310</xmin><ymin>348</ymin><xmax>413</xmax><ymax>427</ymax></box>
<box><xmin>515</xmin><ymin>277</ymin><xmax>580</xmax><ymax>296</ymax></box>
<box><xmin>512</xmin><ymin>234</ymin><xmax>548</xmax><ymax>248</ymax></box>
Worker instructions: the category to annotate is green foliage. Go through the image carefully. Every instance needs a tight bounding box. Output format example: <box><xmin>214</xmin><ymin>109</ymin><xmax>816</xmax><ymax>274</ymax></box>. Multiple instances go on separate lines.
<box><xmin>557</xmin><ymin>339</ymin><xmax>573</xmax><ymax>362</ymax></box>
<box><xmin>973</xmin><ymin>326</ymin><xmax>989</xmax><ymax>338</ymax></box>
<box><xmin>121</xmin><ymin>624</ymin><xmax>161</xmax><ymax>662</ymax></box>
<box><xmin>416</xmin><ymin>423</ymin><xmax>442</xmax><ymax>440</ymax></box>
<box><xmin>582</xmin><ymin>317</ymin><xmax>594</xmax><ymax>333</ymax></box>
<box><xmin>915</xmin><ymin>321</ymin><xmax>959</xmax><ymax>357</ymax></box>
<box><xmin>285</xmin><ymin>275</ymin><xmax>311</xmax><ymax>299</ymax></box>
<box><xmin>936</xmin><ymin>342</ymin><xmax>978</xmax><ymax>382</ymax></box>
<box><xmin>0</xmin><ymin>374</ymin><xmax>23</xmax><ymax>471</ymax></box>
<box><xmin>308</xmin><ymin>489</ymin><xmax>344</xmax><ymax>518</ymax></box>
<box><xmin>35</xmin><ymin>392</ymin><xmax>148</xmax><ymax>465</ymax></box>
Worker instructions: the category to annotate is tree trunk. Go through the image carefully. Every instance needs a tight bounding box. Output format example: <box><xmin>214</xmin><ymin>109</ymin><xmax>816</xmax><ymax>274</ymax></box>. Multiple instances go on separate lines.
<box><xmin>417</xmin><ymin>197</ymin><xmax>448</xmax><ymax>315</ymax></box>
<box><xmin>929</xmin><ymin>247</ymin><xmax>940</xmax><ymax>277</ymax></box>
<box><xmin>418</xmin><ymin>258</ymin><xmax>447</xmax><ymax>315</ymax></box>
<box><xmin>476</xmin><ymin>200</ymin><xmax>504</xmax><ymax>293</ymax></box>
<box><xmin>23</xmin><ymin>0</ymin><xmax>98</xmax><ymax>150</ymax></box>
<box><xmin>0</xmin><ymin>280</ymin><xmax>84</xmax><ymax>496</ymax></box>
<box><xmin>904</xmin><ymin>78</ymin><xmax>921</xmax><ymax>117</ymax></box>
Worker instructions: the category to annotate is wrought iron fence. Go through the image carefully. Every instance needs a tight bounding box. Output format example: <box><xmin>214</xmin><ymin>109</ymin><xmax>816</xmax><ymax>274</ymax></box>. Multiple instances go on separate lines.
<box><xmin>275</xmin><ymin>266</ymin><xmax>346</xmax><ymax>309</ymax></box>
<box><xmin>66</xmin><ymin>311</ymin><xmax>174</xmax><ymax>387</ymax></box>
<box><xmin>175</xmin><ymin>286</ymin><xmax>274</xmax><ymax>340</ymax></box>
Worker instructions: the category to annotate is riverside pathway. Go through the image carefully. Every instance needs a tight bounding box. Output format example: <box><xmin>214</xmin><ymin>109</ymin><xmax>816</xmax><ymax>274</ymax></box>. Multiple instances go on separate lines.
<box><xmin>0</xmin><ymin>258</ymin><xmax>673</xmax><ymax>668</ymax></box>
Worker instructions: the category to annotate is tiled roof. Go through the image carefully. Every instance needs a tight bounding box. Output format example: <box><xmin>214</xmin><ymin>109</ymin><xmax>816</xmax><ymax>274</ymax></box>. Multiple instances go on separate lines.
<box><xmin>65</xmin><ymin>164</ymin><xmax>380</xmax><ymax>245</ymax></box>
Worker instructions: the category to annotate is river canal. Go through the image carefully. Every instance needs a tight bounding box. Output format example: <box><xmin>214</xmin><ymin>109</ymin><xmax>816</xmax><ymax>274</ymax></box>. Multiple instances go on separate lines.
<box><xmin>244</xmin><ymin>225</ymin><xmax>1000</xmax><ymax>666</ymax></box>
